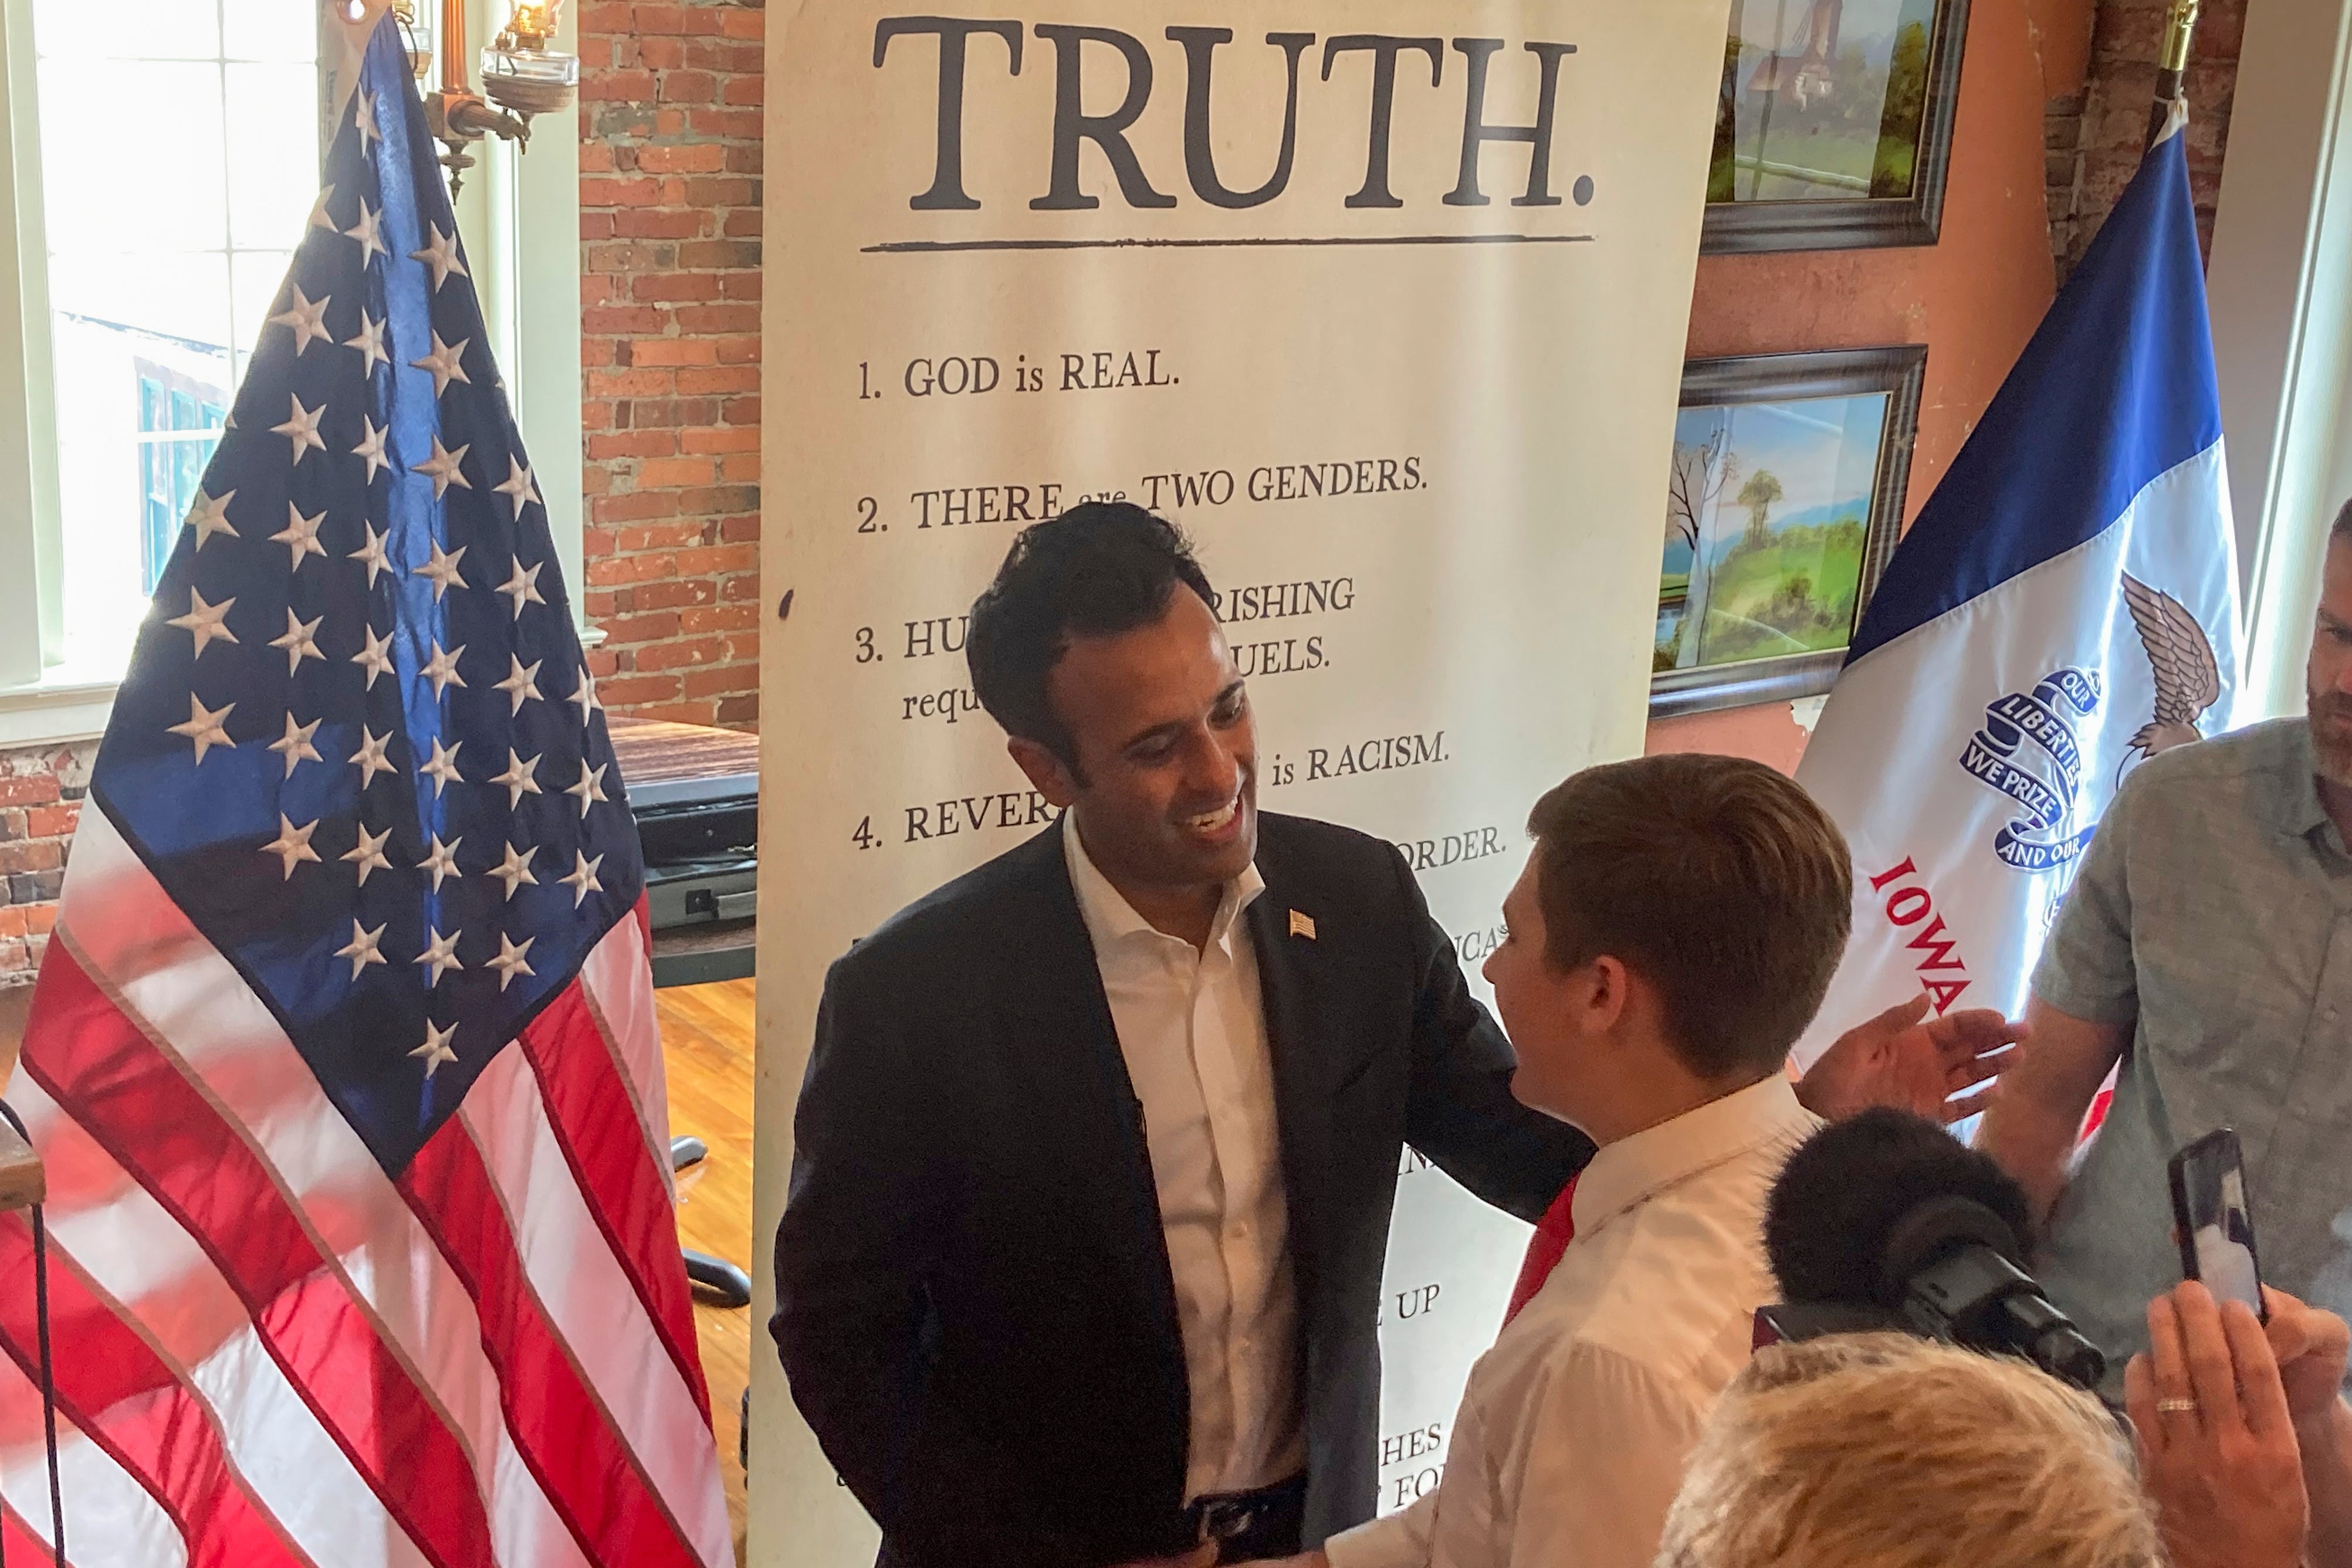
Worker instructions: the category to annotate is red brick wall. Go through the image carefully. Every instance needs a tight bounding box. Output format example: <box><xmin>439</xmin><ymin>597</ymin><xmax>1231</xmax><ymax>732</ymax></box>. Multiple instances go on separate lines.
<box><xmin>2048</xmin><ymin>0</ymin><xmax>2243</xmax><ymax>280</ymax></box>
<box><xmin>0</xmin><ymin>744</ymin><xmax>89</xmax><ymax>986</ymax></box>
<box><xmin>577</xmin><ymin>0</ymin><xmax>764</xmax><ymax>731</ymax></box>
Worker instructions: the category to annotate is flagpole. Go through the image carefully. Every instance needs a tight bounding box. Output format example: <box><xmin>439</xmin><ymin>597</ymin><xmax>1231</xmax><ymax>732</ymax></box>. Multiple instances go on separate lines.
<box><xmin>2146</xmin><ymin>0</ymin><xmax>2202</xmax><ymax>148</ymax></box>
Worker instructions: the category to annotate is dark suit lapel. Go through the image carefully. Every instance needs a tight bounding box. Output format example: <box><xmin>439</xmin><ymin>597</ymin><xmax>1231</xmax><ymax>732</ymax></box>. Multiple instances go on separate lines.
<box><xmin>1246</xmin><ymin>868</ymin><xmax>1334</xmax><ymax>1309</ymax></box>
<box><xmin>996</xmin><ymin>824</ymin><xmax>1186</xmax><ymax>1366</ymax></box>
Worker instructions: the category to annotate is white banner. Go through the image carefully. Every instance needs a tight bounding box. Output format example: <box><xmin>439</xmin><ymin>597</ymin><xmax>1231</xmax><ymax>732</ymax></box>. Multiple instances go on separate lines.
<box><xmin>753</xmin><ymin>4</ymin><xmax>1727</xmax><ymax>1558</ymax></box>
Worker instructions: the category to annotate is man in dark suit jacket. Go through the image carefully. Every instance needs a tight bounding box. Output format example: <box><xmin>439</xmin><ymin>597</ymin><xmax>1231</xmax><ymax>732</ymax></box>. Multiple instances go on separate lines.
<box><xmin>772</xmin><ymin>504</ymin><xmax>2010</xmax><ymax>1568</ymax></box>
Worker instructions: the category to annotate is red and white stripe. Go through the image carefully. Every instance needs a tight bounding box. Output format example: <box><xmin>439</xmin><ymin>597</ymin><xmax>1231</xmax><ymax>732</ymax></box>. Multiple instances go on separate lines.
<box><xmin>0</xmin><ymin>807</ymin><xmax>732</xmax><ymax>1567</ymax></box>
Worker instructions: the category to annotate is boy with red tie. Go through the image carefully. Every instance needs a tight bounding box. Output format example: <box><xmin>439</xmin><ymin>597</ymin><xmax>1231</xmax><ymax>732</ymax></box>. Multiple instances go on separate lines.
<box><xmin>1298</xmin><ymin>753</ymin><xmax>1854</xmax><ymax>1568</ymax></box>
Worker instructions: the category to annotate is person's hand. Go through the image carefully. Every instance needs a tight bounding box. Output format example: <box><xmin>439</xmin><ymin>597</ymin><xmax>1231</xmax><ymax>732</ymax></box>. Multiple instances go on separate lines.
<box><xmin>2125</xmin><ymin>1281</ymin><xmax>2310</xmax><ymax>1568</ymax></box>
<box><xmin>1793</xmin><ymin>994</ymin><xmax>2021</xmax><ymax>1125</ymax></box>
<box><xmin>2260</xmin><ymin>1285</ymin><xmax>2352</xmax><ymax>1430</ymax></box>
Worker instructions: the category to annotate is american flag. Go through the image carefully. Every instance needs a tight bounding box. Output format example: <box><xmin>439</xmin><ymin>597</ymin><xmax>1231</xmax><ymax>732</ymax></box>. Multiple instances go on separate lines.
<box><xmin>0</xmin><ymin>12</ymin><xmax>732</xmax><ymax>1566</ymax></box>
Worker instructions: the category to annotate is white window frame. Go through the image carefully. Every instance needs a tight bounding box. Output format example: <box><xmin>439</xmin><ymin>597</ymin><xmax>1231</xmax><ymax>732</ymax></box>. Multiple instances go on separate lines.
<box><xmin>444</xmin><ymin>0</ymin><xmax>585</xmax><ymax>635</ymax></box>
<box><xmin>2209</xmin><ymin>0</ymin><xmax>2352</xmax><ymax>723</ymax></box>
<box><xmin>0</xmin><ymin>0</ymin><xmax>583</xmax><ymax>747</ymax></box>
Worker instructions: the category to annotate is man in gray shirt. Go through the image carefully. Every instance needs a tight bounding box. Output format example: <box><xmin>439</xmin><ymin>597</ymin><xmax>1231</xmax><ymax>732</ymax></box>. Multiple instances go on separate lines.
<box><xmin>1978</xmin><ymin>501</ymin><xmax>2352</xmax><ymax>1377</ymax></box>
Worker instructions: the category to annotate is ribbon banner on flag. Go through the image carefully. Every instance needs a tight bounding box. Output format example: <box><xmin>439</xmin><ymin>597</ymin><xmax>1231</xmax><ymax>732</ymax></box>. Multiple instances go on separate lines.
<box><xmin>1961</xmin><ymin>667</ymin><xmax>2104</xmax><ymax>873</ymax></box>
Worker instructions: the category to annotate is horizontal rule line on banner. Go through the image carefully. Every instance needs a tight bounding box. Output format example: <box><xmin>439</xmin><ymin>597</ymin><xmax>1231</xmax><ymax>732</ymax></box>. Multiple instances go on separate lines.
<box><xmin>862</xmin><ymin>233</ymin><xmax>1598</xmax><ymax>253</ymax></box>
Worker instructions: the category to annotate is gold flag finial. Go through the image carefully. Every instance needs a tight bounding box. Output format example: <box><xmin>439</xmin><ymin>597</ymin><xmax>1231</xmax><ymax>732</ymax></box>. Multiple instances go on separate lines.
<box><xmin>2160</xmin><ymin>0</ymin><xmax>2201</xmax><ymax>75</ymax></box>
<box><xmin>2147</xmin><ymin>0</ymin><xmax>2202</xmax><ymax>148</ymax></box>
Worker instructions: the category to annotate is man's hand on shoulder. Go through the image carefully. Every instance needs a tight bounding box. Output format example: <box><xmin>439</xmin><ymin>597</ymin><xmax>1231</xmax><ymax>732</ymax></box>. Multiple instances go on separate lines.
<box><xmin>1794</xmin><ymin>994</ymin><xmax>2023</xmax><ymax>1125</ymax></box>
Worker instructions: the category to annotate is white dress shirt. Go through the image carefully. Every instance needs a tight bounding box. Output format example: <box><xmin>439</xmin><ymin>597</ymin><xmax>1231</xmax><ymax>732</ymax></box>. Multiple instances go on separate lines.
<box><xmin>1064</xmin><ymin>815</ymin><xmax>1306</xmax><ymax>1500</ymax></box>
<box><xmin>1325</xmin><ymin>1075</ymin><xmax>1822</xmax><ymax>1568</ymax></box>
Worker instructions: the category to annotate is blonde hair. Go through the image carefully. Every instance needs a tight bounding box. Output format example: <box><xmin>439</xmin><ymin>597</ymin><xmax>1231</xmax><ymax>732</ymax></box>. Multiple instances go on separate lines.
<box><xmin>1654</xmin><ymin>1334</ymin><xmax>2160</xmax><ymax>1568</ymax></box>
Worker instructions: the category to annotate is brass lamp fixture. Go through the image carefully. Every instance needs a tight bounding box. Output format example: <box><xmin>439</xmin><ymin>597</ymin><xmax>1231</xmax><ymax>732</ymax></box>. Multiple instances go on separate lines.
<box><xmin>392</xmin><ymin>0</ymin><xmax>579</xmax><ymax>192</ymax></box>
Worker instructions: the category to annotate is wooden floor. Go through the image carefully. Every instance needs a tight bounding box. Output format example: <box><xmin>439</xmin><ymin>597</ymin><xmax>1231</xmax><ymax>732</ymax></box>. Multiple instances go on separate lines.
<box><xmin>655</xmin><ymin>977</ymin><xmax>758</xmax><ymax>1563</ymax></box>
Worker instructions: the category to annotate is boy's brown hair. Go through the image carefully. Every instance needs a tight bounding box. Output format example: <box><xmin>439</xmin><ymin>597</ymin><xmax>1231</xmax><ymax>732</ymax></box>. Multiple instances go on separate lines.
<box><xmin>1525</xmin><ymin>753</ymin><xmax>1852</xmax><ymax>1081</ymax></box>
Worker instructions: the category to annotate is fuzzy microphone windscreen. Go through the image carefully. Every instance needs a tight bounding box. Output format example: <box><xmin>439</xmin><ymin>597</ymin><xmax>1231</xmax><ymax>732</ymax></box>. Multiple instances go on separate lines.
<box><xmin>1765</xmin><ymin>1108</ymin><xmax>2039</xmax><ymax>1307</ymax></box>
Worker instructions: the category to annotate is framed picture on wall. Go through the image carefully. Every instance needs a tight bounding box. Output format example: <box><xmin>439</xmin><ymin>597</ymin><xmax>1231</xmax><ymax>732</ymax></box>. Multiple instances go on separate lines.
<box><xmin>1651</xmin><ymin>346</ymin><xmax>1927</xmax><ymax>720</ymax></box>
<box><xmin>1701</xmin><ymin>0</ymin><xmax>1971</xmax><ymax>254</ymax></box>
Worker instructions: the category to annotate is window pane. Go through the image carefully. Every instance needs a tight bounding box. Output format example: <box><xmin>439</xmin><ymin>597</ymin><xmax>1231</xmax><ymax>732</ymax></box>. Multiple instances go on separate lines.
<box><xmin>137</xmin><ymin>374</ymin><xmax>225</xmax><ymax>596</ymax></box>
<box><xmin>34</xmin><ymin>4</ymin><xmax>319</xmax><ymax>673</ymax></box>
<box><xmin>225</xmin><ymin>0</ymin><xmax>323</xmax><ymax>62</ymax></box>
<box><xmin>226</xmin><ymin>63</ymin><xmax>323</xmax><ymax>249</ymax></box>
<box><xmin>49</xmin><ymin>251</ymin><xmax>236</xmax><ymax>348</ymax></box>
<box><xmin>38</xmin><ymin>59</ymin><xmax>231</xmax><ymax>251</ymax></box>
<box><xmin>139</xmin><ymin>378</ymin><xmax>172</xmax><ymax>593</ymax></box>
<box><xmin>33</xmin><ymin>0</ymin><xmax>220</xmax><ymax>60</ymax></box>
<box><xmin>231</xmin><ymin>248</ymin><xmax>299</xmax><ymax>366</ymax></box>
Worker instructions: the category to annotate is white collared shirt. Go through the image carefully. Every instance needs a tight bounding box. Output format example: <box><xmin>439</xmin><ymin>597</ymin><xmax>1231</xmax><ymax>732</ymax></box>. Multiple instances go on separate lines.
<box><xmin>1325</xmin><ymin>1075</ymin><xmax>1822</xmax><ymax>1568</ymax></box>
<box><xmin>1064</xmin><ymin>814</ymin><xmax>1305</xmax><ymax>1500</ymax></box>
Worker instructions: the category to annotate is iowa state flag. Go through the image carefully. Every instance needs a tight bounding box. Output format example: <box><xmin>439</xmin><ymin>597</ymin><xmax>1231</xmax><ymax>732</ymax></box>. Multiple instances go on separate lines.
<box><xmin>1794</xmin><ymin>109</ymin><xmax>2244</xmax><ymax>1062</ymax></box>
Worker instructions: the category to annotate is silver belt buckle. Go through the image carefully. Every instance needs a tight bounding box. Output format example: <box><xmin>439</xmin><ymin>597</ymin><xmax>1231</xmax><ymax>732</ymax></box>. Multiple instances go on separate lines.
<box><xmin>1195</xmin><ymin>1492</ymin><xmax>1263</xmax><ymax>1547</ymax></box>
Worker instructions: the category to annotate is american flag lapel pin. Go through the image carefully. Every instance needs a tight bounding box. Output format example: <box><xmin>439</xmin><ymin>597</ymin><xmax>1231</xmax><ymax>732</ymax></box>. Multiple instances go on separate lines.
<box><xmin>1288</xmin><ymin>909</ymin><xmax>1317</xmax><ymax>940</ymax></box>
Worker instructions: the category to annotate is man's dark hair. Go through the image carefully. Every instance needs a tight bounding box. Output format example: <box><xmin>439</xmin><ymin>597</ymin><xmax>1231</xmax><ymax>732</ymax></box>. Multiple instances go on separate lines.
<box><xmin>967</xmin><ymin>503</ymin><xmax>1216</xmax><ymax>768</ymax></box>
<box><xmin>1525</xmin><ymin>753</ymin><xmax>1853</xmax><ymax>1082</ymax></box>
<box><xmin>2333</xmin><ymin>496</ymin><xmax>2352</xmax><ymax>544</ymax></box>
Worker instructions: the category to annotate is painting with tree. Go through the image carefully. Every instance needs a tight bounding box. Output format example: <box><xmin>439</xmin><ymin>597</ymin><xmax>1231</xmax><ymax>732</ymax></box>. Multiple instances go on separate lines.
<box><xmin>1653</xmin><ymin>347</ymin><xmax>1925</xmax><ymax>719</ymax></box>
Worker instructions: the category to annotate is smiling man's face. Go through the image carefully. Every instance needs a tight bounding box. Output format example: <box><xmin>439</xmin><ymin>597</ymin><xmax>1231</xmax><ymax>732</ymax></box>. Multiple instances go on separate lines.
<box><xmin>1023</xmin><ymin>583</ymin><xmax>1258</xmax><ymax>903</ymax></box>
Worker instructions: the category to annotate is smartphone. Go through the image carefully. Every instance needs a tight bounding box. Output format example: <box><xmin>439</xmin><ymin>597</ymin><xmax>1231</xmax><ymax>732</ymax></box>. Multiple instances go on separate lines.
<box><xmin>2168</xmin><ymin>1129</ymin><xmax>2266</xmax><ymax>1320</ymax></box>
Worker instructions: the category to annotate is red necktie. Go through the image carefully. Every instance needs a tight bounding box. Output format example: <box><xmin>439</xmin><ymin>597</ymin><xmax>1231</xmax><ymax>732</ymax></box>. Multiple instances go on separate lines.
<box><xmin>1501</xmin><ymin>1176</ymin><xmax>1578</xmax><ymax>1326</ymax></box>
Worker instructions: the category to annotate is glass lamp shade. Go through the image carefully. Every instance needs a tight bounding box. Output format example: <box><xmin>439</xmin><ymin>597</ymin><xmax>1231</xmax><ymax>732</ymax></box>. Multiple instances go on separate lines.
<box><xmin>479</xmin><ymin>43</ymin><xmax>577</xmax><ymax>117</ymax></box>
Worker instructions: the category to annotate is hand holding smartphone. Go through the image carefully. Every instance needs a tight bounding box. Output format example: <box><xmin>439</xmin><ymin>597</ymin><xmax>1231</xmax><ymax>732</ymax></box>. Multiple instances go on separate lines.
<box><xmin>2168</xmin><ymin>1129</ymin><xmax>2266</xmax><ymax>1322</ymax></box>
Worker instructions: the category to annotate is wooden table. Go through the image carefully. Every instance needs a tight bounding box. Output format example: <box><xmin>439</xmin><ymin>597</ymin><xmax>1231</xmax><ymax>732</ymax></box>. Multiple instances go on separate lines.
<box><xmin>606</xmin><ymin>717</ymin><xmax>759</xmax><ymax>807</ymax></box>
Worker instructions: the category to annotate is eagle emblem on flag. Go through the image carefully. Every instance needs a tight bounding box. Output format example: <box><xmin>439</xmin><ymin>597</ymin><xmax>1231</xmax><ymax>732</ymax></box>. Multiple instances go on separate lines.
<box><xmin>2119</xmin><ymin>570</ymin><xmax>2224</xmax><ymax>766</ymax></box>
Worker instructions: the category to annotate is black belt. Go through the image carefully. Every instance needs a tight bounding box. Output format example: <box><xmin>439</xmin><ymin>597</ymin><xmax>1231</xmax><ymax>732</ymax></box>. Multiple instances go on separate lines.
<box><xmin>1186</xmin><ymin>1472</ymin><xmax>1307</xmax><ymax>1564</ymax></box>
